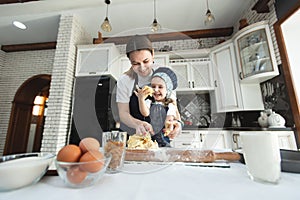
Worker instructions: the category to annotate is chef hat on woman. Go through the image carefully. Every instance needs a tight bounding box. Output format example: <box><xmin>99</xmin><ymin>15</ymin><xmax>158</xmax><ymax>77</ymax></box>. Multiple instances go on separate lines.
<box><xmin>152</xmin><ymin>67</ymin><xmax>177</xmax><ymax>97</ymax></box>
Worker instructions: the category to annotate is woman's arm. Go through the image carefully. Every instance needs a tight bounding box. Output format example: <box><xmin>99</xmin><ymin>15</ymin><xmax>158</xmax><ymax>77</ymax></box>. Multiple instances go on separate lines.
<box><xmin>118</xmin><ymin>102</ymin><xmax>153</xmax><ymax>135</ymax></box>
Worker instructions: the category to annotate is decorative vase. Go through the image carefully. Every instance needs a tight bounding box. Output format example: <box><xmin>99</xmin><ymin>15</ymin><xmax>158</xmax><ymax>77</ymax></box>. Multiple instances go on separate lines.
<box><xmin>258</xmin><ymin>112</ymin><xmax>268</xmax><ymax>128</ymax></box>
<box><xmin>268</xmin><ymin>111</ymin><xmax>286</xmax><ymax>128</ymax></box>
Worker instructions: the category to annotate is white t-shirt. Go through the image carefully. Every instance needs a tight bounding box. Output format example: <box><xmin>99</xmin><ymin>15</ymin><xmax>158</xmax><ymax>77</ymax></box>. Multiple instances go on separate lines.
<box><xmin>116</xmin><ymin>65</ymin><xmax>176</xmax><ymax>103</ymax></box>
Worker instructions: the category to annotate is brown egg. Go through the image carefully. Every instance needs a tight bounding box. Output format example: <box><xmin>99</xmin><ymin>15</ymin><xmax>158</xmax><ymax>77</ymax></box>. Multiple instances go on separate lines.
<box><xmin>57</xmin><ymin>144</ymin><xmax>82</xmax><ymax>162</ymax></box>
<box><xmin>66</xmin><ymin>166</ymin><xmax>87</xmax><ymax>184</ymax></box>
<box><xmin>79</xmin><ymin>137</ymin><xmax>100</xmax><ymax>153</ymax></box>
<box><xmin>79</xmin><ymin>150</ymin><xmax>104</xmax><ymax>173</ymax></box>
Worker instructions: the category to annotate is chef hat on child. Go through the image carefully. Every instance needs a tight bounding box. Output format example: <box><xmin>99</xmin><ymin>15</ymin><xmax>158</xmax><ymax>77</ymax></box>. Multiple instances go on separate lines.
<box><xmin>152</xmin><ymin>67</ymin><xmax>177</xmax><ymax>97</ymax></box>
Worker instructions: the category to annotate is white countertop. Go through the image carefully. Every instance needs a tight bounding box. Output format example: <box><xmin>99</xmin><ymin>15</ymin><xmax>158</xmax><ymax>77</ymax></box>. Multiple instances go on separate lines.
<box><xmin>1</xmin><ymin>162</ymin><xmax>300</xmax><ymax>200</ymax></box>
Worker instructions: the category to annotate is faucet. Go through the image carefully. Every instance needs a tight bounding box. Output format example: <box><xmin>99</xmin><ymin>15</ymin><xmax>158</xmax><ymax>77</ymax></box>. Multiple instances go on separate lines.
<box><xmin>199</xmin><ymin>115</ymin><xmax>211</xmax><ymax>127</ymax></box>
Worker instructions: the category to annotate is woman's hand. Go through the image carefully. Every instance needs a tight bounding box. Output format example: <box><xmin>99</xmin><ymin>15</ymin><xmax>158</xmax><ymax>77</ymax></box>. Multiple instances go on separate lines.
<box><xmin>135</xmin><ymin>121</ymin><xmax>154</xmax><ymax>136</ymax></box>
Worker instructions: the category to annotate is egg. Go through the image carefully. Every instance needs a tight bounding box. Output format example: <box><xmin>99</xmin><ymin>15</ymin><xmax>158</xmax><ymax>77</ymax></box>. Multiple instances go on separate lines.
<box><xmin>79</xmin><ymin>150</ymin><xmax>104</xmax><ymax>173</ymax></box>
<box><xmin>66</xmin><ymin>166</ymin><xmax>87</xmax><ymax>184</ymax></box>
<box><xmin>79</xmin><ymin>137</ymin><xmax>100</xmax><ymax>153</ymax></box>
<box><xmin>57</xmin><ymin>144</ymin><xmax>82</xmax><ymax>162</ymax></box>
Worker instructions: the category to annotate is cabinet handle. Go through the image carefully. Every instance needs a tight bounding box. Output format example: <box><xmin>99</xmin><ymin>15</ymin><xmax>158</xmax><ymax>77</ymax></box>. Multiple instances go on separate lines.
<box><xmin>200</xmin><ymin>134</ymin><xmax>203</xmax><ymax>142</ymax></box>
<box><xmin>182</xmin><ymin>143</ymin><xmax>192</xmax><ymax>145</ymax></box>
<box><xmin>232</xmin><ymin>134</ymin><xmax>238</xmax><ymax>143</ymax></box>
<box><xmin>214</xmin><ymin>80</ymin><xmax>217</xmax><ymax>87</ymax></box>
<box><xmin>192</xmin><ymin>81</ymin><xmax>195</xmax><ymax>88</ymax></box>
<box><xmin>239</xmin><ymin>72</ymin><xmax>243</xmax><ymax>80</ymax></box>
<box><xmin>188</xmin><ymin>81</ymin><xmax>191</xmax><ymax>88</ymax></box>
<box><xmin>182</xmin><ymin>131</ymin><xmax>190</xmax><ymax>134</ymax></box>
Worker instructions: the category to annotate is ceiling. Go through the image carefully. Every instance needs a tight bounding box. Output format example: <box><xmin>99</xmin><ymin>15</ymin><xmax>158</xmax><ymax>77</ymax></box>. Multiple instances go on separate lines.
<box><xmin>0</xmin><ymin>0</ymin><xmax>255</xmax><ymax>46</ymax></box>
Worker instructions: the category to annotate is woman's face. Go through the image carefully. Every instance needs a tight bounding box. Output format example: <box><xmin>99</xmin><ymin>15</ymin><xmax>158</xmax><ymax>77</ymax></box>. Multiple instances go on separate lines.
<box><xmin>151</xmin><ymin>77</ymin><xmax>167</xmax><ymax>101</ymax></box>
<box><xmin>129</xmin><ymin>50</ymin><xmax>154</xmax><ymax>77</ymax></box>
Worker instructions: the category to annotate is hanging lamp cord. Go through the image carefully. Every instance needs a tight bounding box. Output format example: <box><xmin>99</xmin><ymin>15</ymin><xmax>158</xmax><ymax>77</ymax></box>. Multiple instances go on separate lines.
<box><xmin>105</xmin><ymin>0</ymin><xmax>111</xmax><ymax>18</ymax></box>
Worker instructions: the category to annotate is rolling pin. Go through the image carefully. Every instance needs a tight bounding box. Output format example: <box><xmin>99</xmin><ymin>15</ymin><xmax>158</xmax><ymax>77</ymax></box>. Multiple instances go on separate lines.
<box><xmin>125</xmin><ymin>149</ymin><xmax>241</xmax><ymax>163</ymax></box>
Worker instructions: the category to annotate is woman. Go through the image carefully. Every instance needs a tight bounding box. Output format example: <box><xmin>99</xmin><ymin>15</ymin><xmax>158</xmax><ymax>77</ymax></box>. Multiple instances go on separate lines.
<box><xmin>116</xmin><ymin>35</ymin><xmax>182</xmax><ymax>139</ymax></box>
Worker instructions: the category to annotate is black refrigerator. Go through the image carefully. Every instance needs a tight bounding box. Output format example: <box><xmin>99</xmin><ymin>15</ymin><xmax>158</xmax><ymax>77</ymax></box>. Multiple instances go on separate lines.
<box><xmin>69</xmin><ymin>75</ymin><xmax>118</xmax><ymax>145</ymax></box>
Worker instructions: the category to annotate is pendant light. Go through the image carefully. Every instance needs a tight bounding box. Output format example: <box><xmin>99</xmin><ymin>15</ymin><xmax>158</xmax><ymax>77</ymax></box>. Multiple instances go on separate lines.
<box><xmin>151</xmin><ymin>0</ymin><xmax>161</xmax><ymax>32</ymax></box>
<box><xmin>204</xmin><ymin>0</ymin><xmax>215</xmax><ymax>26</ymax></box>
<box><xmin>101</xmin><ymin>0</ymin><xmax>112</xmax><ymax>32</ymax></box>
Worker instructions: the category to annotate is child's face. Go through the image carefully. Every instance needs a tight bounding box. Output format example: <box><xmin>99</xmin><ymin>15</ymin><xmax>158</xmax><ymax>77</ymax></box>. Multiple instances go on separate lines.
<box><xmin>151</xmin><ymin>77</ymin><xmax>167</xmax><ymax>101</ymax></box>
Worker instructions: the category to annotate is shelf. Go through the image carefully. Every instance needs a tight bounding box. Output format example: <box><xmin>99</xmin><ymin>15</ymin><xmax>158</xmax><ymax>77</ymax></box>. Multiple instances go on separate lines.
<box><xmin>241</xmin><ymin>41</ymin><xmax>267</xmax><ymax>53</ymax></box>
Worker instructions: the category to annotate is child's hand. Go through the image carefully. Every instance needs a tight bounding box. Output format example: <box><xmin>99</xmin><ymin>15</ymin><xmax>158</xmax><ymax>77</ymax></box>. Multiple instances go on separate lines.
<box><xmin>134</xmin><ymin>85</ymin><xmax>153</xmax><ymax>100</ymax></box>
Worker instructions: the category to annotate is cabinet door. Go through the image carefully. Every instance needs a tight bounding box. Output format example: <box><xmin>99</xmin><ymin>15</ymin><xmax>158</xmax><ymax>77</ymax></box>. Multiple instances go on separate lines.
<box><xmin>170</xmin><ymin>130</ymin><xmax>200</xmax><ymax>148</ymax></box>
<box><xmin>190</xmin><ymin>61</ymin><xmax>214</xmax><ymax>90</ymax></box>
<box><xmin>170</xmin><ymin>63</ymin><xmax>190</xmax><ymax>89</ymax></box>
<box><xmin>200</xmin><ymin>130</ymin><xmax>230</xmax><ymax>150</ymax></box>
<box><xmin>210</xmin><ymin>42</ymin><xmax>243</xmax><ymax>112</ymax></box>
<box><xmin>76</xmin><ymin>43</ymin><xmax>120</xmax><ymax>78</ymax></box>
<box><xmin>77</xmin><ymin>48</ymin><xmax>109</xmax><ymax>75</ymax></box>
<box><xmin>234</xmin><ymin>21</ymin><xmax>279</xmax><ymax>83</ymax></box>
<box><xmin>154</xmin><ymin>54</ymin><xmax>169</xmax><ymax>66</ymax></box>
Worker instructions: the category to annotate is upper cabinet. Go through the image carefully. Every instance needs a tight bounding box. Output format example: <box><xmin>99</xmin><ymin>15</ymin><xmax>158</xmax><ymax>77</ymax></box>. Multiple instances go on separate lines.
<box><xmin>119</xmin><ymin>53</ymin><xmax>169</xmax><ymax>79</ymax></box>
<box><xmin>76</xmin><ymin>43</ymin><xmax>120</xmax><ymax>79</ymax></box>
<box><xmin>170</xmin><ymin>58</ymin><xmax>214</xmax><ymax>92</ymax></box>
<box><xmin>210</xmin><ymin>41</ymin><xmax>244</xmax><ymax>112</ymax></box>
<box><xmin>234</xmin><ymin>21</ymin><xmax>279</xmax><ymax>83</ymax></box>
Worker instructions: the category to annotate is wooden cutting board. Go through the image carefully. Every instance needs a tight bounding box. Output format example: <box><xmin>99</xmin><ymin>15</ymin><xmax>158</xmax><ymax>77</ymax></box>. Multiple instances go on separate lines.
<box><xmin>125</xmin><ymin>149</ymin><xmax>241</xmax><ymax>163</ymax></box>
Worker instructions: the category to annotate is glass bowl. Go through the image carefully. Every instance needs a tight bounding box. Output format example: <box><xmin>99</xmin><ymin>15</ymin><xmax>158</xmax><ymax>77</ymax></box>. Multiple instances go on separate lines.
<box><xmin>0</xmin><ymin>152</ymin><xmax>55</xmax><ymax>192</ymax></box>
<box><xmin>55</xmin><ymin>154</ymin><xmax>111</xmax><ymax>188</ymax></box>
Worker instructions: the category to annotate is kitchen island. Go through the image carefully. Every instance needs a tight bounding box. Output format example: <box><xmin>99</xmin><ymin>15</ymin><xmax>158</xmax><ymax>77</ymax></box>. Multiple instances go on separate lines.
<box><xmin>1</xmin><ymin>162</ymin><xmax>300</xmax><ymax>200</ymax></box>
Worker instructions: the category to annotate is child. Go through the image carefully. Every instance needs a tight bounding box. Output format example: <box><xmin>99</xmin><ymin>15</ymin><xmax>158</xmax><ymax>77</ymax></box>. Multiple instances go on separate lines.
<box><xmin>135</xmin><ymin>67</ymin><xmax>178</xmax><ymax>147</ymax></box>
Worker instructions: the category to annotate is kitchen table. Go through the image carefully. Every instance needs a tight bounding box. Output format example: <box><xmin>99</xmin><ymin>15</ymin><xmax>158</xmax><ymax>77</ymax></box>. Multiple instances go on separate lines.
<box><xmin>1</xmin><ymin>162</ymin><xmax>300</xmax><ymax>200</ymax></box>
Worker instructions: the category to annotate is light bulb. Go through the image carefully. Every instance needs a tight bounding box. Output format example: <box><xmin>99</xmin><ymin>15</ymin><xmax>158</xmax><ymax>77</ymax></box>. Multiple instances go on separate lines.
<box><xmin>204</xmin><ymin>9</ymin><xmax>215</xmax><ymax>26</ymax></box>
<box><xmin>151</xmin><ymin>19</ymin><xmax>161</xmax><ymax>32</ymax></box>
<box><xmin>101</xmin><ymin>17</ymin><xmax>112</xmax><ymax>32</ymax></box>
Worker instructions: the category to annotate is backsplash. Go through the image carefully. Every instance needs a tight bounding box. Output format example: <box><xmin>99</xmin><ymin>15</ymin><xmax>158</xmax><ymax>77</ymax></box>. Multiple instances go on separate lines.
<box><xmin>260</xmin><ymin>64</ymin><xmax>294</xmax><ymax>127</ymax></box>
<box><xmin>177</xmin><ymin>93</ymin><xmax>211</xmax><ymax>127</ymax></box>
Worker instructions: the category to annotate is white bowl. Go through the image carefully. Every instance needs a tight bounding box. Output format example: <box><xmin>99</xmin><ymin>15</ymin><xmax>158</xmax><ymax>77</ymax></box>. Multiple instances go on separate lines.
<box><xmin>0</xmin><ymin>152</ymin><xmax>54</xmax><ymax>191</ymax></box>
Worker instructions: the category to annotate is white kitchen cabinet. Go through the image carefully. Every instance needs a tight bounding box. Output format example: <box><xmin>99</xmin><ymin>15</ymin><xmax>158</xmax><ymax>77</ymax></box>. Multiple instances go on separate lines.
<box><xmin>76</xmin><ymin>43</ymin><xmax>120</xmax><ymax>79</ymax></box>
<box><xmin>170</xmin><ymin>58</ymin><xmax>214</xmax><ymax>91</ymax></box>
<box><xmin>199</xmin><ymin>130</ymin><xmax>231</xmax><ymax>150</ymax></box>
<box><xmin>171</xmin><ymin>130</ymin><xmax>230</xmax><ymax>149</ymax></box>
<box><xmin>118</xmin><ymin>54</ymin><xmax>170</xmax><ymax>79</ymax></box>
<box><xmin>210</xmin><ymin>41</ymin><xmax>243</xmax><ymax>112</ymax></box>
<box><xmin>170</xmin><ymin>130</ymin><xmax>200</xmax><ymax>148</ymax></box>
<box><xmin>230</xmin><ymin>131</ymin><xmax>297</xmax><ymax>151</ymax></box>
<box><xmin>210</xmin><ymin>41</ymin><xmax>264</xmax><ymax>112</ymax></box>
<box><xmin>234</xmin><ymin>21</ymin><xmax>279</xmax><ymax>83</ymax></box>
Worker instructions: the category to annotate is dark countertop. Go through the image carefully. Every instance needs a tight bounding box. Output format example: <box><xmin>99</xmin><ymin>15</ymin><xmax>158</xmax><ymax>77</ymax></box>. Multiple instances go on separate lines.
<box><xmin>182</xmin><ymin>126</ymin><xmax>294</xmax><ymax>131</ymax></box>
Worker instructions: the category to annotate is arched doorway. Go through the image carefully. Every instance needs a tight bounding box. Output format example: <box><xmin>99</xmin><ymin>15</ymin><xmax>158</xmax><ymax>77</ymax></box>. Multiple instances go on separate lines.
<box><xmin>4</xmin><ymin>74</ymin><xmax>51</xmax><ymax>155</ymax></box>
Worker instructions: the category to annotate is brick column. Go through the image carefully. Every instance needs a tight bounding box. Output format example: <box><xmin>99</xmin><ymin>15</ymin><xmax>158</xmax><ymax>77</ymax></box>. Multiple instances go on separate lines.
<box><xmin>41</xmin><ymin>14</ymin><xmax>92</xmax><ymax>154</ymax></box>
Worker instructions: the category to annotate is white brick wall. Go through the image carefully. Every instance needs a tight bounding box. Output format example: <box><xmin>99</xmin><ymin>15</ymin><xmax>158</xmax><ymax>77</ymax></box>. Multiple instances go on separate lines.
<box><xmin>0</xmin><ymin>49</ymin><xmax>55</xmax><ymax>155</ymax></box>
<box><xmin>41</xmin><ymin>14</ymin><xmax>92</xmax><ymax>154</ymax></box>
<box><xmin>116</xmin><ymin>37</ymin><xmax>230</xmax><ymax>55</ymax></box>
